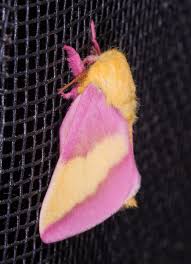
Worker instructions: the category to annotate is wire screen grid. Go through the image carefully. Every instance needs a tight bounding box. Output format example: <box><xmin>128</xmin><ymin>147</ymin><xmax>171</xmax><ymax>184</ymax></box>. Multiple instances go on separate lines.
<box><xmin>0</xmin><ymin>0</ymin><xmax>191</xmax><ymax>263</ymax></box>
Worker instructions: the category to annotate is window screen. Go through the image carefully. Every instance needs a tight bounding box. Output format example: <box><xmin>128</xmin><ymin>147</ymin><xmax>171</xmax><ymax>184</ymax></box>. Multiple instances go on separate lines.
<box><xmin>0</xmin><ymin>0</ymin><xmax>190</xmax><ymax>263</ymax></box>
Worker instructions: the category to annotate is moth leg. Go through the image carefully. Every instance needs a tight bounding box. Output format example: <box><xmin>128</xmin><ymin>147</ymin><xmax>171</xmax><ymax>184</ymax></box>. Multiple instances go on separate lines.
<box><xmin>58</xmin><ymin>70</ymin><xmax>87</xmax><ymax>97</ymax></box>
<box><xmin>123</xmin><ymin>197</ymin><xmax>138</xmax><ymax>208</ymax></box>
<box><xmin>64</xmin><ymin>45</ymin><xmax>85</xmax><ymax>76</ymax></box>
<box><xmin>90</xmin><ymin>20</ymin><xmax>101</xmax><ymax>55</ymax></box>
<box><xmin>59</xmin><ymin>86</ymin><xmax>78</xmax><ymax>100</ymax></box>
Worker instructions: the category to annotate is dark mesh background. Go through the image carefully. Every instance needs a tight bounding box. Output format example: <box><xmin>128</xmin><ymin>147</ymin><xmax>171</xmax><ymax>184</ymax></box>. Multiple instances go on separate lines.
<box><xmin>0</xmin><ymin>0</ymin><xmax>190</xmax><ymax>263</ymax></box>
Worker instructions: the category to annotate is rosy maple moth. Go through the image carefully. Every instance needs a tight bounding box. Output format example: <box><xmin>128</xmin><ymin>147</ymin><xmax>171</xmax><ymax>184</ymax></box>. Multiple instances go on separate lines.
<box><xmin>39</xmin><ymin>21</ymin><xmax>141</xmax><ymax>243</ymax></box>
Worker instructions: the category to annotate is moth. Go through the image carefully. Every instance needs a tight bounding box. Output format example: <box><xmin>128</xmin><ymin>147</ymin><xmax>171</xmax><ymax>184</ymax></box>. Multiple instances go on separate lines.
<box><xmin>39</xmin><ymin>21</ymin><xmax>141</xmax><ymax>243</ymax></box>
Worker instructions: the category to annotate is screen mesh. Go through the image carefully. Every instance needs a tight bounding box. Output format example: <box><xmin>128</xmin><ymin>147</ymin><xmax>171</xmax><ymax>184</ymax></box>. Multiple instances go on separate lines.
<box><xmin>0</xmin><ymin>0</ymin><xmax>190</xmax><ymax>263</ymax></box>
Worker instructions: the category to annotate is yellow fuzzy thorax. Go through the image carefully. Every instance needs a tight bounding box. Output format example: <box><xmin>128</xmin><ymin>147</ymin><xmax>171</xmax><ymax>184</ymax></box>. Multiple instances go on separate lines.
<box><xmin>78</xmin><ymin>49</ymin><xmax>137</xmax><ymax>125</ymax></box>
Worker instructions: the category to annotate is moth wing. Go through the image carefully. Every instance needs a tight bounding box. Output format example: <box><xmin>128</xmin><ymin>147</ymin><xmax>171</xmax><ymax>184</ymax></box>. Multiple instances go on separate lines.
<box><xmin>39</xmin><ymin>84</ymin><xmax>140</xmax><ymax>243</ymax></box>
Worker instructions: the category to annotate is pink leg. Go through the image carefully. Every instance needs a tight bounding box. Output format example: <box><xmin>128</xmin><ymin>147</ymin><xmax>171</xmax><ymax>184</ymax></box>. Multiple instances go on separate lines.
<box><xmin>90</xmin><ymin>20</ymin><xmax>101</xmax><ymax>55</ymax></box>
<box><xmin>60</xmin><ymin>86</ymin><xmax>78</xmax><ymax>100</ymax></box>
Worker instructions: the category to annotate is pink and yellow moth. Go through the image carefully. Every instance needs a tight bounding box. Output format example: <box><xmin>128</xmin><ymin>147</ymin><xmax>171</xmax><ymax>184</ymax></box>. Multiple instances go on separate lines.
<box><xmin>39</xmin><ymin>21</ymin><xmax>141</xmax><ymax>243</ymax></box>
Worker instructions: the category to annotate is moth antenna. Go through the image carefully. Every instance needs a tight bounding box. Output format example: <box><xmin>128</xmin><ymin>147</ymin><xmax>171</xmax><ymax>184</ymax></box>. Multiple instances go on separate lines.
<box><xmin>64</xmin><ymin>45</ymin><xmax>85</xmax><ymax>76</ymax></box>
<box><xmin>90</xmin><ymin>20</ymin><xmax>101</xmax><ymax>55</ymax></box>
